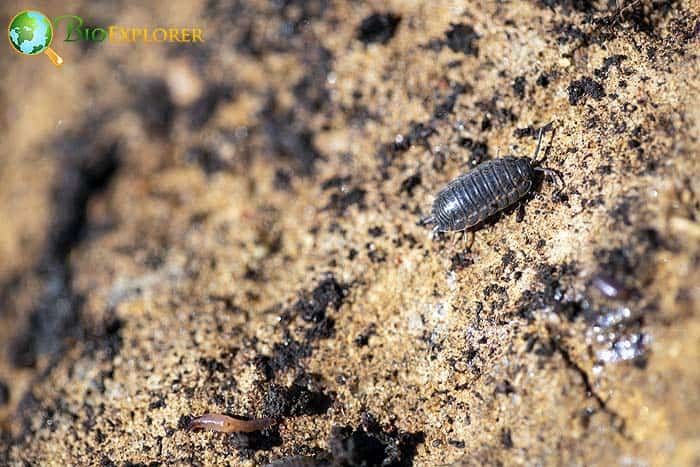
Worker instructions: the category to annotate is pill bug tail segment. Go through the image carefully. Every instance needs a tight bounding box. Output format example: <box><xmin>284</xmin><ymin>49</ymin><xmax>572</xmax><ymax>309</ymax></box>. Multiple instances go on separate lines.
<box><xmin>187</xmin><ymin>413</ymin><xmax>275</xmax><ymax>433</ymax></box>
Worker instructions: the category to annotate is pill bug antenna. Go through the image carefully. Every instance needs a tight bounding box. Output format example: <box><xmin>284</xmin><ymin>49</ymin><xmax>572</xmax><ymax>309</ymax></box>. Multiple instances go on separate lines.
<box><xmin>532</xmin><ymin>121</ymin><xmax>564</xmax><ymax>194</ymax></box>
<box><xmin>532</xmin><ymin>127</ymin><xmax>545</xmax><ymax>162</ymax></box>
<box><xmin>532</xmin><ymin>121</ymin><xmax>554</xmax><ymax>163</ymax></box>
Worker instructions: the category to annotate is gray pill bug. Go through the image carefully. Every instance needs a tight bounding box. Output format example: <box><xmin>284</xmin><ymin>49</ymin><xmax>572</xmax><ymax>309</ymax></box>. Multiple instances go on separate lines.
<box><xmin>422</xmin><ymin>124</ymin><xmax>563</xmax><ymax>244</ymax></box>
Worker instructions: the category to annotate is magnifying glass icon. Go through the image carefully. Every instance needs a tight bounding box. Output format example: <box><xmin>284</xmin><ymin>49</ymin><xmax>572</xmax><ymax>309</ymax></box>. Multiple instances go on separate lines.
<box><xmin>8</xmin><ymin>10</ymin><xmax>64</xmax><ymax>66</ymax></box>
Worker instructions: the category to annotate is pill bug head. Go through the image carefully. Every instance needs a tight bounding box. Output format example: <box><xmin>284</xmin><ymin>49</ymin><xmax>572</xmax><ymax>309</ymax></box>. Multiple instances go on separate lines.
<box><xmin>512</xmin><ymin>156</ymin><xmax>537</xmax><ymax>181</ymax></box>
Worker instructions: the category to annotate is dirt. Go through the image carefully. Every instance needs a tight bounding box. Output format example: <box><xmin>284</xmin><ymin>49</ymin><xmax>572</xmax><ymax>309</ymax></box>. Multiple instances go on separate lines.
<box><xmin>1</xmin><ymin>1</ymin><xmax>699</xmax><ymax>466</ymax></box>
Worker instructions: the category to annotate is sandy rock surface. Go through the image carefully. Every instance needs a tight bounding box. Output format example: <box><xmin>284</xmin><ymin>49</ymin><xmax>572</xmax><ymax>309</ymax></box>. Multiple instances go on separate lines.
<box><xmin>1</xmin><ymin>1</ymin><xmax>699</xmax><ymax>465</ymax></box>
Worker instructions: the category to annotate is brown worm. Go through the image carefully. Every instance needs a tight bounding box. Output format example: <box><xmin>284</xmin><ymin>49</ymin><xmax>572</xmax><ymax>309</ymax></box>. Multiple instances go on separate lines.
<box><xmin>186</xmin><ymin>413</ymin><xmax>274</xmax><ymax>433</ymax></box>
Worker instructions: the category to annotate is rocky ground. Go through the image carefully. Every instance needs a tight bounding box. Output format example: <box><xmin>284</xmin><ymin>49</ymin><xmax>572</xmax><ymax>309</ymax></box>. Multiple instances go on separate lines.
<box><xmin>1</xmin><ymin>0</ymin><xmax>699</xmax><ymax>465</ymax></box>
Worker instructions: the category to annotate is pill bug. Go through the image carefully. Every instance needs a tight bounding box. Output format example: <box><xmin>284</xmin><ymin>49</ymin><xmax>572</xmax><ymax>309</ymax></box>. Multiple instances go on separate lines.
<box><xmin>422</xmin><ymin>125</ymin><xmax>563</xmax><ymax>242</ymax></box>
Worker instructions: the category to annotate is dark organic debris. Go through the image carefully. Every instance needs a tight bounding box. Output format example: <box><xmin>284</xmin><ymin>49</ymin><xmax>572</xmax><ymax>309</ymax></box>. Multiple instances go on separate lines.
<box><xmin>514</xmin><ymin>126</ymin><xmax>536</xmax><ymax>138</ymax></box>
<box><xmin>356</xmin><ymin>13</ymin><xmax>401</xmax><ymax>44</ymax></box>
<box><xmin>594</xmin><ymin>55</ymin><xmax>627</xmax><ymax>80</ymax></box>
<box><xmin>0</xmin><ymin>380</ymin><xmax>9</xmax><ymax>406</ymax></box>
<box><xmin>185</xmin><ymin>145</ymin><xmax>227</xmax><ymax>175</ymax></box>
<box><xmin>133</xmin><ymin>78</ymin><xmax>174</xmax><ymax>135</ymax></box>
<box><xmin>379</xmin><ymin>123</ymin><xmax>438</xmax><ymax>172</ymax></box>
<box><xmin>399</xmin><ymin>172</ymin><xmax>422</xmax><ymax>197</ymax></box>
<box><xmin>434</xmin><ymin>82</ymin><xmax>470</xmax><ymax>119</ymax></box>
<box><xmin>296</xmin><ymin>275</ymin><xmax>348</xmax><ymax>324</ymax></box>
<box><xmin>444</xmin><ymin>24</ymin><xmax>479</xmax><ymax>56</ymax></box>
<box><xmin>228</xmin><ymin>426</ymin><xmax>284</xmax><ymax>453</ymax></box>
<box><xmin>256</xmin><ymin>275</ymin><xmax>351</xmax><ymax>379</ymax></box>
<box><xmin>536</xmin><ymin>72</ymin><xmax>551</xmax><ymax>87</ymax></box>
<box><xmin>293</xmin><ymin>46</ymin><xmax>333</xmax><ymax>113</ymax></box>
<box><xmin>459</xmin><ymin>138</ymin><xmax>489</xmax><ymax>166</ymax></box>
<box><xmin>188</xmin><ymin>84</ymin><xmax>234</xmax><ymax>129</ymax></box>
<box><xmin>512</xmin><ymin>76</ymin><xmax>527</xmax><ymax>99</ymax></box>
<box><xmin>540</xmin><ymin>0</ymin><xmax>597</xmax><ymax>14</ymax></box>
<box><xmin>262</xmin><ymin>100</ymin><xmax>326</xmax><ymax>176</ymax></box>
<box><xmin>324</xmin><ymin>187</ymin><xmax>367</xmax><ymax>215</ymax></box>
<box><xmin>321</xmin><ymin>175</ymin><xmax>352</xmax><ymax>191</ymax></box>
<box><xmin>11</xmin><ymin>129</ymin><xmax>120</xmax><ymax>369</ymax></box>
<box><xmin>256</xmin><ymin>334</ymin><xmax>312</xmax><ymax>379</ymax></box>
<box><xmin>328</xmin><ymin>413</ymin><xmax>425</xmax><ymax>467</ymax></box>
<box><xmin>265</xmin><ymin>456</ymin><xmax>329</xmax><ymax>467</ymax></box>
<box><xmin>450</xmin><ymin>252</ymin><xmax>474</xmax><ymax>271</ymax></box>
<box><xmin>568</xmin><ymin>77</ymin><xmax>605</xmax><ymax>105</ymax></box>
<box><xmin>262</xmin><ymin>377</ymin><xmax>333</xmax><ymax>419</ymax></box>
<box><xmin>501</xmin><ymin>428</ymin><xmax>514</xmax><ymax>448</ymax></box>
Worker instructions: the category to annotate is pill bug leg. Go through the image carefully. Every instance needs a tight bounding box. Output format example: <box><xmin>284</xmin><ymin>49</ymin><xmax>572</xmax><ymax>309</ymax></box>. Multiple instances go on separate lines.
<box><xmin>534</xmin><ymin>167</ymin><xmax>565</xmax><ymax>194</ymax></box>
<box><xmin>463</xmin><ymin>231</ymin><xmax>475</xmax><ymax>251</ymax></box>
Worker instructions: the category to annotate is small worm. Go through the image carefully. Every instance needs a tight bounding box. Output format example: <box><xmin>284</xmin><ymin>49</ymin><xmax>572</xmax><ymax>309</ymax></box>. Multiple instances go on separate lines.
<box><xmin>187</xmin><ymin>413</ymin><xmax>274</xmax><ymax>433</ymax></box>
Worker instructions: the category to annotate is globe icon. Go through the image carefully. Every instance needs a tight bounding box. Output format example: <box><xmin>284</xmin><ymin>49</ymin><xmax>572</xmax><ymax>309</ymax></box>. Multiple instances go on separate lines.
<box><xmin>7</xmin><ymin>10</ymin><xmax>63</xmax><ymax>66</ymax></box>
